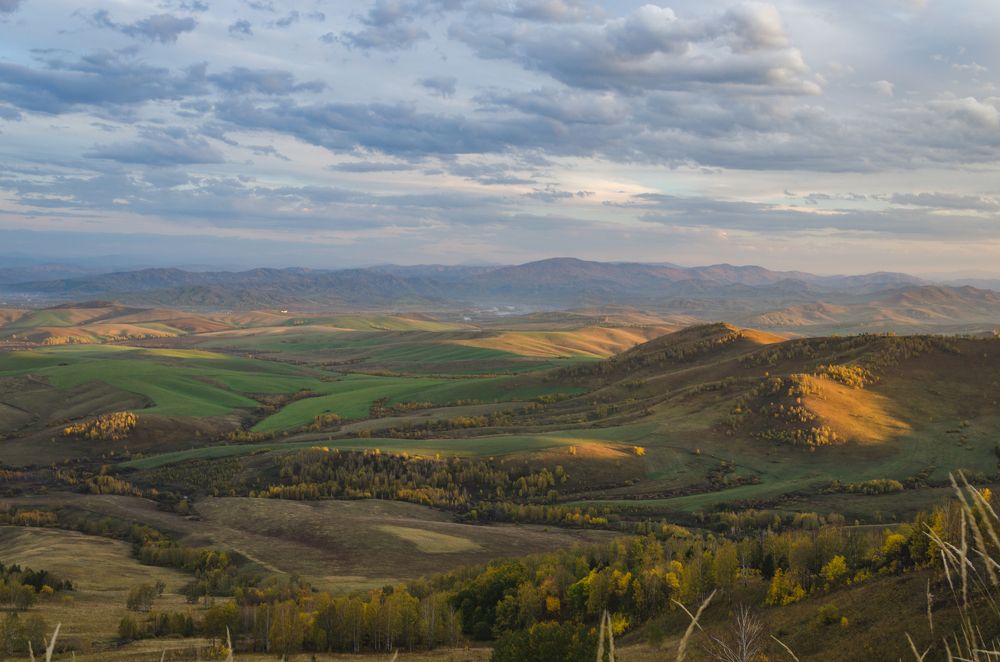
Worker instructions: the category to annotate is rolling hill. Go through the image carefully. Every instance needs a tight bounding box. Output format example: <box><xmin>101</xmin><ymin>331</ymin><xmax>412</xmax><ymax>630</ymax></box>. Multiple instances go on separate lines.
<box><xmin>745</xmin><ymin>285</ymin><xmax>1000</xmax><ymax>333</ymax></box>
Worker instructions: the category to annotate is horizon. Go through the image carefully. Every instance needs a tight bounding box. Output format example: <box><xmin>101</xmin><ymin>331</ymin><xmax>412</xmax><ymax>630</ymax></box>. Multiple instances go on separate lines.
<box><xmin>5</xmin><ymin>252</ymin><xmax>1000</xmax><ymax>282</ymax></box>
<box><xmin>2</xmin><ymin>1</ymin><xmax>1000</xmax><ymax>273</ymax></box>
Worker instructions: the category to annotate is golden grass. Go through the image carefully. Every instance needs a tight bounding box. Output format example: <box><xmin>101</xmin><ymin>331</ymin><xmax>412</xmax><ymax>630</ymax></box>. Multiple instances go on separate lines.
<box><xmin>453</xmin><ymin>326</ymin><xmax>676</xmax><ymax>358</ymax></box>
<box><xmin>803</xmin><ymin>375</ymin><xmax>911</xmax><ymax>445</ymax></box>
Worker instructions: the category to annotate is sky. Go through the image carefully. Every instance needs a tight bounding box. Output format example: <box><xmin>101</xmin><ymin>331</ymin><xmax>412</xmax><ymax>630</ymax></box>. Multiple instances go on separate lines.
<box><xmin>1</xmin><ymin>0</ymin><xmax>1000</xmax><ymax>274</ymax></box>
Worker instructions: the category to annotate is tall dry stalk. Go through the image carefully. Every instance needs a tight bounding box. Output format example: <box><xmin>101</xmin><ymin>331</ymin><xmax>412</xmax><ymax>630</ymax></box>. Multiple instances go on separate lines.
<box><xmin>919</xmin><ymin>472</ymin><xmax>1000</xmax><ymax>659</ymax></box>
<box><xmin>27</xmin><ymin>623</ymin><xmax>60</xmax><ymax>662</ymax></box>
<box><xmin>673</xmin><ymin>590</ymin><xmax>716</xmax><ymax>662</ymax></box>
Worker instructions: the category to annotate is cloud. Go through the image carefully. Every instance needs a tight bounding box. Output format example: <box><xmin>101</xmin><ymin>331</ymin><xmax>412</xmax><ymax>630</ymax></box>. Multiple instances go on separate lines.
<box><xmin>339</xmin><ymin>23</ymin><xmax>429</xmax><ymax>51</ymax></box>
<box><xmin>0</xmin><ymin>50</ymin><xmax>207</xmax><ymax>114</ymax></box>
<box><xmin>889</xmin><ymin>192</ymin><xmax>1000</xmax><ymax>211</ymax></box>
<box><xmin>0</xmin><ymin>104</ymin><xmax>21</xmax><ymax>120</ymax></box>
<box><xmin>626</xmin><ymin>192</ymin><xmax>1000</xmax><ymax>239</ymax></box>
<box><xmin>85</xmin><ymin>127</ymin><xmax>224</xmax><ymax>165</ymax></box>
<box><xmin>337</xmin><ymin>0</ymin><xmax>464</xmax><ymax>51</ymax></box>
<box><xmin>228</xmin><ymin>19</ymin><xmax>253</xmax><ymax>36</ymax></box>
<box><xmin>0</xmin><ymin>0</ymin><xmax>22</xmax><ymax>14</ymax></box>
<box><xmin>929</xmin><ymin>95</ymin><xmax>1000</xmax><ymax>130</ymax></box>
<box><xmin>478</xmin><ymin>87</ymin><xmax>625</xmax><ymax>124</ymax></box>
<box><xmin>872</xmin><ymin>80</ymin><xmax>894</xmax><ymax>97</ymax></box>
<box><xmin>473</xmin><ymin>0</ymin><xmax>596</xmax><ymax>22</ymax></box>
<box><xmin>329</xmin><ymin>162</ymin><xmax>418</xmax><ymax>173</ymax></box>
<box><xmin>272</xmin><ymin>10</ymin><xmax>298</xmax><ymax>28</ymax></box>
<box><xmin>419</xmin><ymin>76</ymin><xmax>457</xmax><ymax>97</ymax></box>
<box><xmin>91</xmin><ymin>11</ymin><xmax>198</xmax><ymax>43</ymax></box>
<box><xmin>208</xmin><ymin>67</ymin><xmax>325</xmax><ymax>95</ymax></box>
<box><xmin>450</xmin><ymin>2</ymin><xmax>821</xmax><ymax>95</ymax></box>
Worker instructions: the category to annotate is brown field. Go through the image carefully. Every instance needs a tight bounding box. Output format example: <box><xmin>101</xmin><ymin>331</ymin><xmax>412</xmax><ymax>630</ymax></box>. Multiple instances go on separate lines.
<box><xmin>0</xmin><ymin>526</ymin><xmax>196</xmax><ymax>656</ymax></box>
<box><xmin>0</xmin><ymin>494</ymin><xmax>615</xmax><ymax>592</ymax></box>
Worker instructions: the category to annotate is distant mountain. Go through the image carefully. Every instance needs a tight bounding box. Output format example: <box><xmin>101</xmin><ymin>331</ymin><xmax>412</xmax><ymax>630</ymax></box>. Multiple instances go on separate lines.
<box><xmin>11</xmin><ymin>267</ymin><xmax>446</xmax><ymax>309</ymax></box>
<box><xmin>0</xmin><ymin>263</ymin><xmax>98</xmax><ymax>285</ymax></box>
<box><xmin>945</xmin><ymin>278</ymin><xmax>1000</xmax><ymax>291</ymax></box>
<box><xmin>1</xmin><ymin>259</ymin><xmax>982</xmax><ymax>332</ymax></box>
<box><xmin>744</xmin><ymin>285</ymin><xmax>1000</xmax><ymax>333</ymax></box>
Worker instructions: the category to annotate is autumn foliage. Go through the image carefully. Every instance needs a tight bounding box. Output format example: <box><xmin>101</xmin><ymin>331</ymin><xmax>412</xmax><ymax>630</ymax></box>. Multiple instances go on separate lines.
<box><xmin>63</xmin><ymin>411</ymin><xmax>138</xmax><ymax>441</ymax></box>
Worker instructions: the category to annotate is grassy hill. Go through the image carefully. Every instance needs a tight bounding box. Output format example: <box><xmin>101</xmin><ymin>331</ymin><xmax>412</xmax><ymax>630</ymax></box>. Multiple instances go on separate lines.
<box><xmin>4</xmin><ymin>318</ymin><xmax>1000</xmax><ymax>660</ymax></box>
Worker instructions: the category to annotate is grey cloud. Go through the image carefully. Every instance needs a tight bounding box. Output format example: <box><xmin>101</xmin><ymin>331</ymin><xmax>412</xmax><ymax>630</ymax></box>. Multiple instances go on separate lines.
<box><xmin>444</xmin><ymin>161</ymin><xmax>536</xmax><ymax>185</ymax></box>
<box><xmin>91</xmin><ymin>11</ymin><xmax>198</xmax><ymax>43</ymax></box>
<box><xmin>338</xmin><ymin>0</ymin><xmax>463</xmax><ymax>51</ymax></box>
<box><xmin>0</xmin><ymin>0</ymin><xmax>22</xmax><ymax>13</ymax></box>
<box><xmin>329</xmin><ymin>162</ymin><xmax>418</xmax><ymax>172</ymax></box>
<box><xmin>5</xmin><ymin>165</ymin><xmax>514</xmax><ymax>231</ymax></box>
<box><xmin>213</xmin><ymin>99</ymin><xmax>523</xmax><ymax>156</ymax></box>
<box><xmin>451</xmin><ymin>3</ymin><xmax>820</xmax><ymax>95</ymax></box>
<box><xmin>419</xmin><ymin>76</ymin><xmax>457</xmax><ymax>97</ymax></box>
<box><xmin>161</xmin><ymin>1</ymin><xmax>209</xmax><ymax>11</ymax></box>
<box><xmin>626</xmin><ymin>193</ymin><xmax>1000</xmax><ymax>239</ymax></box>
<box><xmin>273</xmin><ymin>11</ymin><xmax>298</xmax><ymax>28</ymax></box>
<box><xmin>890</xmin><ymin>192</ymin><xmax>1000</xmax><ymax>211</ymax></box>
<box><xmin>86</xmin><ymin>127</ymin><xmax>224</xmax><ymax>165</ymax></box>
<box><xmin>209</xmin><ymin>67</ymin><xmax>325</xmax><ymax>95</ymax></box>
<box><xmin>478</xmin><ymin>87</ymin><xmax>625</xmax><ymax>124</ymax></box>
<box><xmin>0</xmin><ymin>50</ymin><xmax>207</xmax><ymax>114</ymax></box>
<box><xmin>526</xmin><ymin>184</ymin><xmax>586</xmax><ymax>201</ymax></box>
<box><xmin>228</xmin><ymin>19</ymin><xmax>252</xmax><ymax>36</ymax></box>
<box><xmin>246</xmin><ymin>144</ymin><xmax>289</xmax><ymax>160</ymax></box>
<box><xmin>340</xmin><ymin>23</ymin><xmax>429</xmax><ymax>51</ymax></box>
<box><xmin>243</xmin><ymin>0</ymin><xmax>274</xmax><ymax>11</ymax></box>
<box><xmin>472</xmin><ymin>0</ymin><xmax>595</xmax><ymax>22</ymax></box>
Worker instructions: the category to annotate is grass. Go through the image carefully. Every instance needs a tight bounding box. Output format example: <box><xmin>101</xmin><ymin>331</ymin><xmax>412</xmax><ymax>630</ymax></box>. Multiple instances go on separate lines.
<box><xmin>197</xmin><ymin>328</ymin><xmax>582</xmax><ymax>375</ymax></box>
<box><xmin>0</xmin><ymin>495</ymin><xmax>614</xmax><ymax>595</ymax></box>
<box><xmin>0</xmin><ymin>526</ymin><xmax>196</xmax><ymax>654</ymax></box>
<box><xmin>121</xmin><ymin>427</ymin><xmax>648</xmax><ymax>470</ymax></box>
<box><xmin>251</xmin><ymin>373</ymin><xmax>583</xmax><ymax>433</ymax></box>
<box><xmin>454</xmin><ymin>326</ymin><xmax>674</xmax><ymax>358</ymax></box>
<box><xmin>377</xmin><ymin>525</ymin><xmax>483</xmax><ymax>553</ymax></box>
<box><xmin>0</xmin><ymin>345</ymin><xmax>335</xmax><ymax>417</ymax></box>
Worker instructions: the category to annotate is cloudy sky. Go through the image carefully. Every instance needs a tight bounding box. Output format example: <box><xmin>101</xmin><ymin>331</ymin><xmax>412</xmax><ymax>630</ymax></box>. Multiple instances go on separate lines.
<box><xmin>1</xmin><ymin>0</ymin><xmax>999</xmax><ymax>274</ymax></box>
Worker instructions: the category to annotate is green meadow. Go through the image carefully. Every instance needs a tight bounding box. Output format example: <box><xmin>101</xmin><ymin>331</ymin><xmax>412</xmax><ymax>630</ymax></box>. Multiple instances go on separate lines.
<box><xmin>121</xmin><ymin>427</ymin><xmax>647</xmax><ymax>470</ymax></box>
<box><xmin>0</xmin><ymin>343</ymin><xmax>579</xmax><ymax>426</ymax></box>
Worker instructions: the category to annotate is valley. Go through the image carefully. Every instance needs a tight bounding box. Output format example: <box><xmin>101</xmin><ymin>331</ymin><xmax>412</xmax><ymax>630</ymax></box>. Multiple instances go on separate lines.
<box><xmin>2</xmin><ymin>294</ymin><xmax>1000</xmax><ymax>659</ymax></box>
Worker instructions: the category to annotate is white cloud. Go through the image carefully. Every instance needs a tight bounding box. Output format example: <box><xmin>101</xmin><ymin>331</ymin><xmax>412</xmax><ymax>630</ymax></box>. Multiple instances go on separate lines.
<box><xmin>872</xmin><ymin>80</ymin><xmax>894</xmax><ymax>97</ymax></box>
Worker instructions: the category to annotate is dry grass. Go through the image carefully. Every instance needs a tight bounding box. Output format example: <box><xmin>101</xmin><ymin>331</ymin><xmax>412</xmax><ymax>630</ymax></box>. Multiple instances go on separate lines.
<box><xmin>917</xmin><ymin>472</ymin><xmax>1000</xmax><ymax>659</ymax></box>
<box><xmin>0</xmin><ymin>526</ymin><xmax>197</xmax><ymax>654</ymax></box>
<box><xmin>803</xmin><ymin>375</ymin><xmax>910</xmax><ymax>445</ymax></box>
<box><xmin>453</xmin><ymin>326</ymin><xmax>676</xmax><ymax>358</ymax></box>
<box><xmin>376</xmin><ymin>525</ymin><xmax>482</xmax><ymax>554</ymax></box>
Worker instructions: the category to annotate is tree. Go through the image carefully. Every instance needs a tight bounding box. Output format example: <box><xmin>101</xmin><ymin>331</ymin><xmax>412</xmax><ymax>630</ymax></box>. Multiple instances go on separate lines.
<box><xmin>704</xmin><ymin>605</ymin><xmax>767</xmax><ymax>662</ymax></box>
<box><xmin>821</xmin><ymin>555</ymin><xmax>848</xmax><ymax>587</ymax></box>
<box><xmin>125</xmin><ymin>582</ymin><xmax>163</xmax><ymax>612</ymax></box>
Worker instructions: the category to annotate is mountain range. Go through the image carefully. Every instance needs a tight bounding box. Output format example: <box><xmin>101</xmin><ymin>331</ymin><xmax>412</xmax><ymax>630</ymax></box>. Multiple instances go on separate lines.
<box><xmin>3</xmin><ymin>257</ymin><xmax>999</xmax><ymax>334</ymax></box>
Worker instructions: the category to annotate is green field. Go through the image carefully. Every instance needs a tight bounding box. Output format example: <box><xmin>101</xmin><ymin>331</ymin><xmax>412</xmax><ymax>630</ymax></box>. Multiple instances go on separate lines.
<box><xmin>197</xmin><ymin>328</ymin><xmax>588</xmax><ymax>375</ymax></box>
<box><xmin>0</xmin><ymin>344</ymin><xmax>578</xmax><ymax>424</ymax></box>
<box><xmin>251</xmin><ymin>373</ymin><xmax>584</xmax><ymax>432</ymax></box>
<box><xmin>122</xmin><ymin>425</ymin><xmax>651</xmax><ymax>470</ymax></box>
<box><xmin>0</xmin><ymin>345</ymin><xmax>329</xmax><ymax>417</ymax></box>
